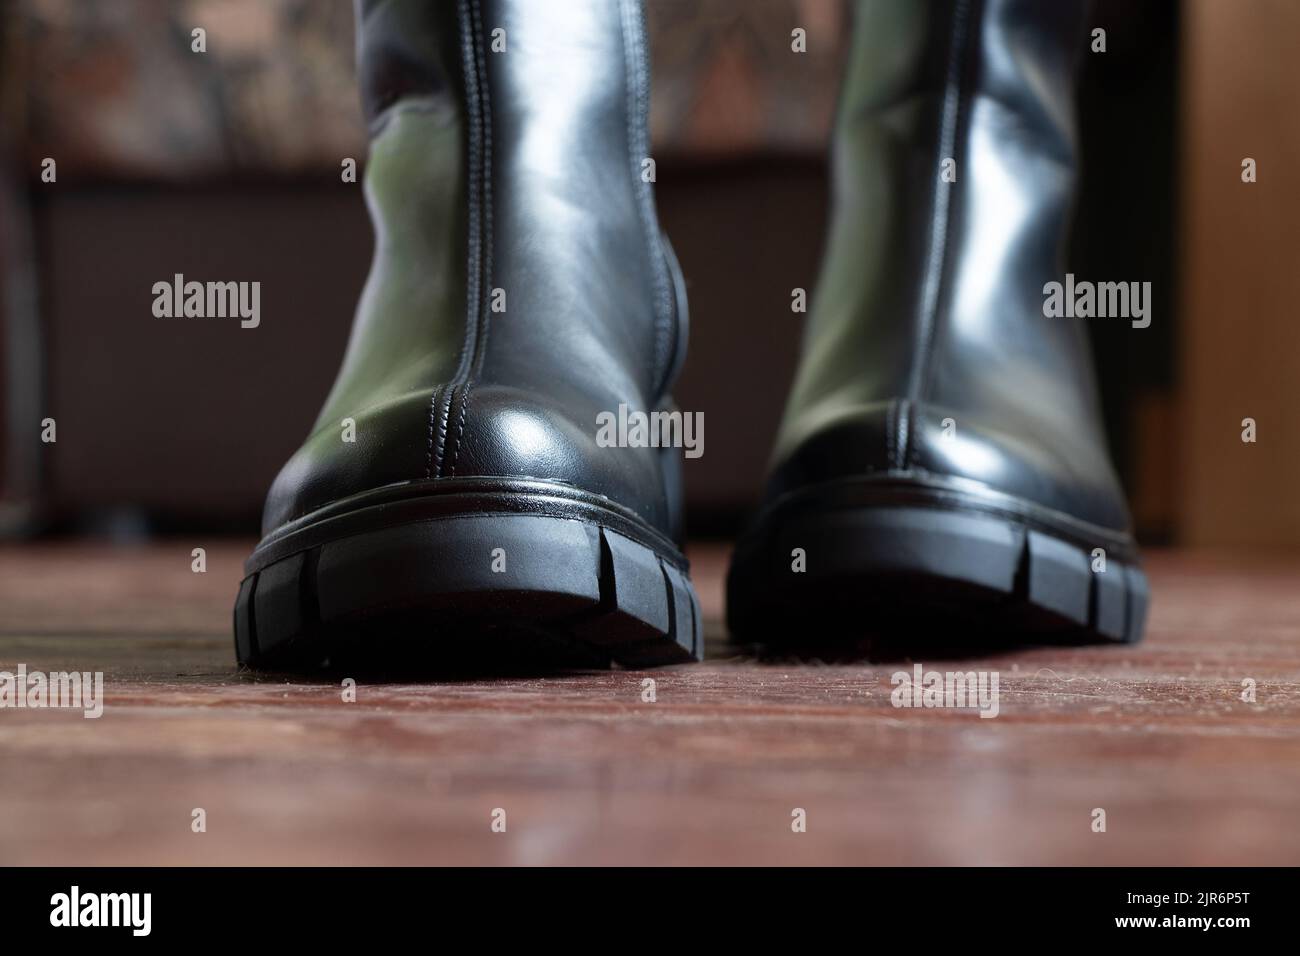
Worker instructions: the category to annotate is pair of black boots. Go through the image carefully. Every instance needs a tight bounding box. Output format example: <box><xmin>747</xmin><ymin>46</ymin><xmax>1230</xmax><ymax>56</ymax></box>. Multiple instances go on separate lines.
<box><xmin>233</xmin><ymin>0</ymin><xmax>1148</xmax><ymax>672</ymax></box>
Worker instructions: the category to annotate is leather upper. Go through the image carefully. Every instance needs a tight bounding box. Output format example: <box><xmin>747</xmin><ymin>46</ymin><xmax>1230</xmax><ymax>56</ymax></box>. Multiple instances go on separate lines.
<box><xmin>768</xmin><ymin>0</ymin><xmax>1133</xmax><ymax>534</ymax></box>
<box><xmin>263</xmin><ymin>0</ymin><xmax>686</xmax><ymax>541</ymax></box>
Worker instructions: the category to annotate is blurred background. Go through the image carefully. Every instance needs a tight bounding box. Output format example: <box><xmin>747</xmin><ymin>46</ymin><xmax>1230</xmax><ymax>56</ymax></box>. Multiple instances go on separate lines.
<box><xmin>0</xmin><ymin>0</ymin><xmax>1293</xmax><ymax>548</ymax></box>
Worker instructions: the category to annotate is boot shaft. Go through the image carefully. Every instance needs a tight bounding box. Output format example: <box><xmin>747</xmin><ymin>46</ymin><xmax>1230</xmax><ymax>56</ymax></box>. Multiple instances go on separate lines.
<box><xmin>264</xmin><ymin>0</ymin><xmax>686</xmax><ymax>538</ymax></box>
<box><xmin>767</xmin><ymin>0</ymin><xmax>1131</xmax><ymax>534</ymax></box>
<box><xmin>780</xmin><ymin>0</ymin><xmax>1101</xmax><ymax>459</ymax></box>
<box><xmin>345</xmin><ymin>0</ymin><xmax>680</xmax><ymax>415</ymax></box>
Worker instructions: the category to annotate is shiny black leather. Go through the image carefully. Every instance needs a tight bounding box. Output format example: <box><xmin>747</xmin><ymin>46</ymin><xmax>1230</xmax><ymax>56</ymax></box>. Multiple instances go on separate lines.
<box><xmin>261</xmin><ymin>0</ymin><xmax>687</xmax><ymax>543</ymax></box>
<box><xmin>768</xmin><ymin>0</ymin><xmax>1133</xmax><ymax>538</ymax></box>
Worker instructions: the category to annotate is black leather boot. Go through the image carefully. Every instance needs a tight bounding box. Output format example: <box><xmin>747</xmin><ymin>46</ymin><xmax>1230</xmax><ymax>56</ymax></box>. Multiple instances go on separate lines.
<box><xmin>235</xmin><ymin>0</ymin><xmax>701</xmax><ymax>670</ymax></box>
<box><xmin>727</xmin><ymin>0</ymin><xmax>1148</xmax><ymax>648</ymax></box>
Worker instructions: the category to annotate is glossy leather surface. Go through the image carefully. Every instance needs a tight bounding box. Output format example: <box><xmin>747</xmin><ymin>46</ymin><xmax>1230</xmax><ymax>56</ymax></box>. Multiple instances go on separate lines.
<box><xmin>262</xmin><ymin>0</ymin><xmax>686</xmax><ymax>542</ymax></box>
<box><xmin>769</xmin><ymin>0</ymin><xmax>1132</xmax><ymax>534</ymax></box>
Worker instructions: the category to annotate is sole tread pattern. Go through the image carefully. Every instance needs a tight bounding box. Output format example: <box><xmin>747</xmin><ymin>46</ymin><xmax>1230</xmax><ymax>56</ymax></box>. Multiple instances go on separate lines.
<box><xmin>235</xmin><ymin>514</ymin><xmax>701</xmax><ymax>672</ymax></box>
<box><xmin>727</xmin><ymin>503</ymin><xmax>1149</xmax><ymax>649</ymax></box>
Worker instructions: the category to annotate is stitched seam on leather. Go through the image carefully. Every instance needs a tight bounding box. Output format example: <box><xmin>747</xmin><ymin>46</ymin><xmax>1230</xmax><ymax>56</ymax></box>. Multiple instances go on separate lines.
<box><xmin>448</xmin><ymin>0</ymin><xmax>494</xmax><ymax>478</ymax></box>
<box><xmin>426</xmin><ymin>0</ymin><xmax>484</xmax><ymax>481</ymax></box>
<box><xmin>423</xmin><ymin>383</ymin><xmax>443</xmax><ymax>480</ymax></box>
<box><xmin>885</xmin><ymin>398</ymin><xmax>897</xmax><ymax>470</ymax></box>
<box><xmin>899</xmin><ymin>399</ymin><xmax>914</xmax><ymax>471</ymax></box>
<box><xmin>447</xmin><ymin>383</ymin><xmax>471</xmax><ymax>476</ymax></box>
<box><xmin>906</xmin><ymin>0</ymin><xmax>976</xmax><ymax>467</ymax></box>
<box><xmin>620</xmin><ymin>0</ymin><xmax>673</xmax><ymax>397</ymax></box>
<box><xmin>434</xmin><ymin>394</ymin><xmax>453</xmax><ymax>478</ymax></box>
<box><xmin>460</xmin><ymin>1</ymin><xmax>486</xmax><ymax>383</ymax></box>
<box><xmin>470</xmin><ymin>0</ymin><xmax>494</xmax><ymax>403</ymax></box>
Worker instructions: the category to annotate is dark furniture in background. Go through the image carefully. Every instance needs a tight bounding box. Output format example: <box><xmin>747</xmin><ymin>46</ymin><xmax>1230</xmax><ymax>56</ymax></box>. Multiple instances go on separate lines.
<box><xmin>0</xmin><ymin>0</ymin><xmax>1178</xmax><ymax>540</ymax></box>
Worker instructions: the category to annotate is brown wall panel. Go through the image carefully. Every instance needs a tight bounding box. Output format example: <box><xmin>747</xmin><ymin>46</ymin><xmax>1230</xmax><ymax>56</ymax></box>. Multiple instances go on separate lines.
<box><xmin>1180</xmin><ymin>0</ymin><xmax>1300</xmax><ymax>546</ymax></box>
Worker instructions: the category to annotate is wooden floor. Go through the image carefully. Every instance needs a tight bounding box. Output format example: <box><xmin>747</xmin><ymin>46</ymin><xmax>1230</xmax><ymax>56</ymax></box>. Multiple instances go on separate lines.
<box><xmin>1</xmin><ymin>540</ymin><xmax>1298</xmax><ymax>866</ymax></box>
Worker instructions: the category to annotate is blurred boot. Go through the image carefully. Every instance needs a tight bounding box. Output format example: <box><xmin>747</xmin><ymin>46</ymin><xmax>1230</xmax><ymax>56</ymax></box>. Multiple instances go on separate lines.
<box><xmin>728</xmin><ymin>0</ymin><xmax>1148</xmax><ymax>649</ymax></box>
<box><xmin>235</xmin><ymin>0</ymin><xmax>700</xmax><ymax>671</ymax></box>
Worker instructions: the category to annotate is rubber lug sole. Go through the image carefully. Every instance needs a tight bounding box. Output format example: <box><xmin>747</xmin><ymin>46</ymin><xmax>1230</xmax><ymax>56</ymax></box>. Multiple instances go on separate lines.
<box><xmin>727</xmin><ymin>498</ymin><xmax>1148</xmax><ymax>655</ymax></box>
<box><xmin>235</xmin><ymin>510</ymin><xmax>702</xmax><ymax>673</ymax></box>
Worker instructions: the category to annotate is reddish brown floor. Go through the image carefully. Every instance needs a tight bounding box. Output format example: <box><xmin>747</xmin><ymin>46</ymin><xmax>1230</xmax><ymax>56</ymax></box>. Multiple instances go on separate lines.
<box><xmin>1</xmin><ymin>541</ymin><xmax>1297</xmax><ymax>865</ymax></box>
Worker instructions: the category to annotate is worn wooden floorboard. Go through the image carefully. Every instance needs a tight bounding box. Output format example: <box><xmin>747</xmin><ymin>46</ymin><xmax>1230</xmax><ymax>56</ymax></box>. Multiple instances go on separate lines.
<box><xmin>0</xmin><ymin>541</ymin><xmax>1296</xmax><ymax>865</ymax></box>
